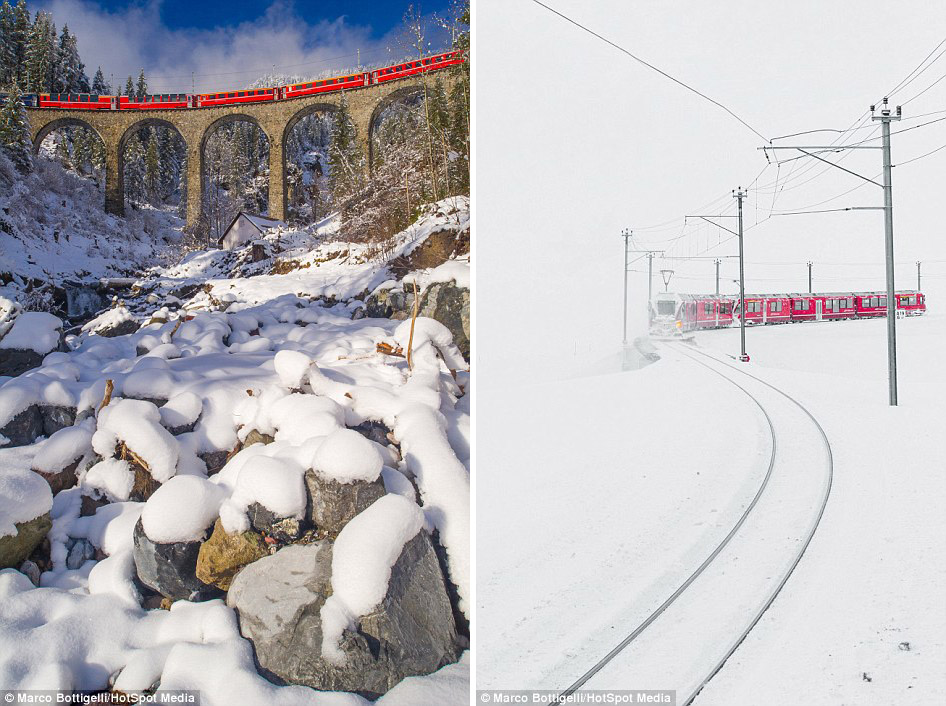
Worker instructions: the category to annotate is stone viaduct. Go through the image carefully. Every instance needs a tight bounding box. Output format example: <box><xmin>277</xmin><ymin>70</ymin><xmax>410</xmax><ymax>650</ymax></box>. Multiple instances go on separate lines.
<box><xmin>24</xmin><ymin>71</ymin><xmax>458</xmax><ymax>227</ymax></box>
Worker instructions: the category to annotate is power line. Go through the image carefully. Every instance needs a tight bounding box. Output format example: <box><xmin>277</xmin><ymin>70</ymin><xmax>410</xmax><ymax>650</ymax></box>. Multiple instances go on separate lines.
<box><xmin>529</xmin><ymin>0</ymin><xmax>769</xmax><ymax>141</ymax></box>
<box><xmin>886</xmin><ymin>35</ymin><xmax>946</xmax><ymax>98</ymax></box>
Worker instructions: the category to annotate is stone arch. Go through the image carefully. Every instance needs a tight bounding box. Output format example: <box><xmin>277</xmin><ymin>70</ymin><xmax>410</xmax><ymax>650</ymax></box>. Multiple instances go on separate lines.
<box><xmin>117</xmin><ymin>118</ymin><xmax>188</xmax><ymax>212</ymax></box>
<box><xmin>199</xmin><ymin>113</ymin><xmax>272</xmax><ymax>234</ymax></box>
<box><xmin>281</xmin><ymin>103</ymin><xmax>339</xmax><ymax>223</ymax></box>
<box><xmin>367</xmin><ymin>84</ymin><xmax>428</xmax><ymax>168</ymax></box>
<box><xmin>31</xmin><ymin>117</ymin><xmax>105</xmax><ymax>155</ymax></box>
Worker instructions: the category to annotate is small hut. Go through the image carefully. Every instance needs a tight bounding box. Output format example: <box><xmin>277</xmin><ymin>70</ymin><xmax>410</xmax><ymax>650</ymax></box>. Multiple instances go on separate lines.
<box><xmin>218</xmin><ymin>212</ymin><xmax>287</xmax><ymax>250</ymax></box>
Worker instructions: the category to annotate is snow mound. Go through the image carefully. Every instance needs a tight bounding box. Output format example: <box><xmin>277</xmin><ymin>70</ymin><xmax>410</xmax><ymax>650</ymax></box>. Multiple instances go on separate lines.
<box><xmin>311</xmin><ymin>428</ymin><xmax>384</xmax><ymax>484</ymax></box>
<box><xmin>219</xmin><ymin>455</ymin><xmax>306</xmax><ymax>533</ymax></box>
<box><xmin>142</xmin><ymin>475</ymin><xmax>228</xmax><ymax>543</ymax></box>
<box><xmin>0</xmin><ymin>311</ymin><xmax>62</xmax><ymax>354</ymax></box>
<box><xmin>82</xmin><ymin>459</ymin><xmax>134</xmax><ymax>502</ymax></box>
<box><xmin>80</xmin><ymin>306</ymin><xmax>135</xmax><ymax>336</ymax></box>
<box><xmin>0</xmin><ymin>467</ymin><xmax>53</xmax><ymax>537</ymax></box>
<box><xmin>93</xmin><ymin>399</ymin><xmax>179</xmax><ymax>482</ymax></box>
<box><xmin>32</xmin><ymin>423</ymin><xmax>94</xmax><ymax>474</ymax></box>
<box><xmin>319</xmin><ymin>494</ymin><xmax>425</xmax><ymax>661</ymax></box>
<box><xmin>273</xmin><ymin>349</ymin><xmax>312</xmax><ymax>389</ymax></box>
<box><xmin>269</xmin><ymin>394</ymin><xmax>343</xmax><ymax>445</ymax></box>
<box><xmin>160</xmin><ymin>392</ymin><xmax>202</xmax><ymax>430</ymax></box>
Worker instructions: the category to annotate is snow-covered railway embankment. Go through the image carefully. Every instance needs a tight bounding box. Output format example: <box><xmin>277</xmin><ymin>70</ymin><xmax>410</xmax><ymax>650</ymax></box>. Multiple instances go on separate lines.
<box><xmin>557</xmin><ymin>342</ymin><xmax>833</xmax><ymax>704</ymax></box>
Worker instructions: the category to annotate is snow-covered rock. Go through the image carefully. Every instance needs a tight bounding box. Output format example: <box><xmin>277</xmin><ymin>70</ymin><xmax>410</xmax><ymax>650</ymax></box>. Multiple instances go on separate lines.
<box><xmin>0</xmin><ymin>468</ymin><xmax>54</xmax><ymax>569</ymax></box>
<box><xmin>0</xmin><ymin>312</ymin><xmax>64</xmax><ymax>376</ymax></box>
<box><xmin>227</xmin><ymin>516</ymin><xmax>459</xmax><ymax>697</ymax></box>
<box><xmin>132</xmin><ymin>518</ymin><xmax>217</xmax><ymax>602</ymax></box>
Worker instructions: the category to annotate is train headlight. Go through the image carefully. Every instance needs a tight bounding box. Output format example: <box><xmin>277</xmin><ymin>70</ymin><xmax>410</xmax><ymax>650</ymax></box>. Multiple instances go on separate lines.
<box><xmin>676</xmin><ymin>321</ymin><xmax>682</xmax><ymax>329</ymax></box>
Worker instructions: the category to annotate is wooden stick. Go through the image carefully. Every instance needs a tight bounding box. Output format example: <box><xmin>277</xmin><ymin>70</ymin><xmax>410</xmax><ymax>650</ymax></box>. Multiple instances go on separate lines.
<box><xmin>406</xmin><ymin>280</ymin><xmax>419</xmax><ymax>371</ymax></box>
<box><xmin>97</xmin><ymin>379</ymin><xmax>114</xmax><ymax>413</ymax></box>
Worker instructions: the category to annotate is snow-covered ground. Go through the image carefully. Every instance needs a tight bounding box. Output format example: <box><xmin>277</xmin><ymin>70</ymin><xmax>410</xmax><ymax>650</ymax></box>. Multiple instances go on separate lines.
<box><xmin>0</xmin><ymin>190</ymin><xmax>471</xmax><ymax>702</ymax></box>
<box><xmin>478</xmin><ymin>312</ymin><xmax>946</xmax><ymax>704</ymax></box>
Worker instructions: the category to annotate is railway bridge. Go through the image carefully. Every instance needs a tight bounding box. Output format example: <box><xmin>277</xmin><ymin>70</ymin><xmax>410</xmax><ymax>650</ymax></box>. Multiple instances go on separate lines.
<box><xmin>24</xmin><ymin>72</ymin><xmax>457</xmax><ymax>227</ymax></box>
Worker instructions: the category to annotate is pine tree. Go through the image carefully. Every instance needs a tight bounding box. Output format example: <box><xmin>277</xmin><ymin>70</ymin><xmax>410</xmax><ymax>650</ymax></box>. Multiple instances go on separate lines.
<box><xmin>0</xmin><ymin>82</ymin><xmax>32</xmax><ymax>172</ymax></box>
<box><xmin>328</xmin><ymin>97</ymin><xmax>365</xmax><ymax>204</ymax></box>
<box><xmin>135</xmin><ymin>68</ymin><xmax>147</xmax><ymax>99</ymax></box>
<box><xmin>54</xmin><ymin>24</ymin><xmax>82</xmax><ymax>93</ymax></box>
<box><xmin>91</xmin><ymin>66</ymin><xmax>109</xmax><ymax>94</ymax></box>
<box><xmin>26</xmin><ymin>11</ymin><xmax>54</xmax><ymax>93</ymax></box>
<box><xmin>124</xmin><ymin>75</ymin><xmax>134</xmax><ymax>97</ymax></box>
<box><xmin>11</xmin><ymin>0</ymin><xmax>28</xmax><ymax>87</ymax></box>
<box><xmin>145</xmin><ymin>129</ymin><xmax>160</xmax><ymax>202</ymax></box>
<box><xmin>0</xmin><ymin>1</ymin><xmax>15</xmax><ymax>88</ymax></box>
<box><xmin>428</xmin><ymin>78</ymin><xmax>450</xmax><ymax>139</ymax></box>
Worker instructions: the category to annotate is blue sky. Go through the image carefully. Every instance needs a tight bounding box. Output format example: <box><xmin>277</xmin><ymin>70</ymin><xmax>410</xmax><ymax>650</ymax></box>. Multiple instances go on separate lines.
<box><xmin>95</xmin><ymin>0</ymin><xmax>452</xmax><ymax>35</ymax></box>
<box><xmin>33</xmin><ymin>0</ymin><xmax>461</xmax><ymax>92</ymax></box>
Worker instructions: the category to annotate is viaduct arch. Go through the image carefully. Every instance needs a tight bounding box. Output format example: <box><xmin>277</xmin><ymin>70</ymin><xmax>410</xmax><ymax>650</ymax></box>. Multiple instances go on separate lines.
<box><xmin>24</xmin><ymin>72</ymin><xmax>459</xmax><ymax>228</ymax></box>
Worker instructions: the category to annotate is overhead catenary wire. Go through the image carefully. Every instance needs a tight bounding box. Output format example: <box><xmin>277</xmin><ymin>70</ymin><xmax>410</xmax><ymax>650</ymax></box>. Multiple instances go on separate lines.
<box><xmin>528</xmin><ymin>0</ymin><xmax>769</xmax><ymax>142</ymax></box>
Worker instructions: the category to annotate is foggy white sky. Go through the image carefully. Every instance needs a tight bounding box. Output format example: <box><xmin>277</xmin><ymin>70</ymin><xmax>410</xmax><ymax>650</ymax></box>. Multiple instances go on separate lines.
<box><xmin>477</xmin><ymin>0</ymin><xmax>946</xmax><ymax>386</ymax></box>
<box><xmin>34</xmin><ymin>0</ymin><xmax>434</xmax><ymax>93</ymax></box>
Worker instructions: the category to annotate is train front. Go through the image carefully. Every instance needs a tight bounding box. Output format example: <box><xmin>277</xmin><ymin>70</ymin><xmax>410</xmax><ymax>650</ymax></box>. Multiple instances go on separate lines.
<box><xmin>649</xmin><ymin>292</ymin><xmax>684</xmax><ymax>338</ymax></box>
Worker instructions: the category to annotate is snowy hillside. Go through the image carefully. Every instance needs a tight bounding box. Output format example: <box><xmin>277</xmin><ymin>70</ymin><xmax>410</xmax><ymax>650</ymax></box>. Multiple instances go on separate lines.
<box><xmin>0</xmin><ymin>154</ymin><xmax>184</xmax><ymax>288</ymax></box>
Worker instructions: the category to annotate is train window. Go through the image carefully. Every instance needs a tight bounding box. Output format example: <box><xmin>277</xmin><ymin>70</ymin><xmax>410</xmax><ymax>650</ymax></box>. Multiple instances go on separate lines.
<box><xmin>771</xmin><ymin>301</ymin><xmax>781</xmax><ymax>311</ymax></box>
<box><xmin>847</xmin><ymin>298</ymin><xmax>853</xmax><ymax>307</ymax></box>
<box><xmin>880</xmin><ymin>297</ymin><xmax>887</xmax><ymax>307</ymax></box>
<box><xmin>704</xmin><ymin>303</ymin><xmax>712</xmax><ymax>315</ymax></box>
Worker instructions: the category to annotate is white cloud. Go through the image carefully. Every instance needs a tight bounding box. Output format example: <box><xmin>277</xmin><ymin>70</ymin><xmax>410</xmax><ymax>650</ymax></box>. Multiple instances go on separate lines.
<box><xmin>33</xmin><ymin>0</ymin><xmax>431</xmax><ymax>92</ymax></box>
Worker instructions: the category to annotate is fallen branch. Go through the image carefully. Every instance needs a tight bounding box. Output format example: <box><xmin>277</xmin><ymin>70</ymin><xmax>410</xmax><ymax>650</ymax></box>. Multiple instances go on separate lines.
<box><xmin>119</xmin><ymin>441</ymin><xmax>150</xmax><ymax>472</ymax></box>
<box><xmin>376</xmin><ymin>341</ymin><xmax>405</xmax><ymax>358</ymax></box>
<box><xmin>406</xmin><ymin>280</ymin><xmax>419</xmax><ymax>371</ymax></box>
<box><xmin>97</xmin><ymin>379</ymin><xmax>114</xmax><ymax>413</ymax></box>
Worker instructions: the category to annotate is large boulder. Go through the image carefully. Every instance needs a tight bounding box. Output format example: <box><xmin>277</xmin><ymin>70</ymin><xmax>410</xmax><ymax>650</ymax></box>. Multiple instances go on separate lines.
<box><xmin>227</xmin><ymin>530</ymin><xmax>459</xmax><ymax>697</ymax></box>
<box><xmin>0</xmin><ymin>467</ymin><xmax>54</xmax><ymax>569</ymax></box>
<box><xmin>132</xmin><ymin>518</ymin><xmax>217</xmax><ymax>601</ymax></box>
<box><xmin>0</xmin><ymin>406</ymin><xmax>43</xmax><ymax>447</ymax></box>
<box><xmin>0</xmin><ymin>311</ymin><xmax>64</xmax><ymax>377</ymax></box>
<box><xmin>304</xmin><ymin>470</ymin><xmax>386</xmax><ymax>538</ymax></box>
<box><xmin>195</xmin><ymin>519</ymin><xmax>268</xmax><ymax>591</ymax></box>
<box><xmin>418</xmin><ymin>282</ymin><xmax>470</xmax><ymax>362</ymax></box>
<box><xmin>0</xmin><ymin>513</ymin><xmax>52</xmax><ymax>569</ymax></box>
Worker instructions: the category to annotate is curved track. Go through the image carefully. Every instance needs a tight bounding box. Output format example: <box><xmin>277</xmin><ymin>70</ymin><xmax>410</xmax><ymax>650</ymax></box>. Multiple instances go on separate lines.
<box><xmin>556</xmin><ymin>341</ymin><xmax>833</xmax><ymax>704</ymax></box>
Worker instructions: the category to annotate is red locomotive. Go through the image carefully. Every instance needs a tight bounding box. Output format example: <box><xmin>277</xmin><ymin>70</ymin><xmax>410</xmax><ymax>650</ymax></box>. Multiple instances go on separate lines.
<box><xmin>25</xmin><ymin>50</ymin><xmax>465</xmax><ymax>112</ymax></box>
<box><xmin>651</xmin><ymin>290</ymin><xmax>925</xmax><ymax>335</ymax></box>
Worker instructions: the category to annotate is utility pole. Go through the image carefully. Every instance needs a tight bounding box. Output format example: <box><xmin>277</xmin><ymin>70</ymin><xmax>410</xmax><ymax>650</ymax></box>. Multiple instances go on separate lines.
<box><xmin>715</xmin><ymin>258</ymin><xmax>721</xmax><ymax>295</ymax></box>
<box><xmin>647</xmin><ymin>252</ymin><xmax>655</xmax><ymax>311</ymax></box>
<box><xmin>917</xmin><ymin>261</ymin><xmax>921</xmax><ymax>291</ymax></box>
<box><xmin>622</xmin><ymin>229</ymin><xmax>631</xmax><ymax>345</ymax></box>
<box><xmin>807</xmin><ymin>261</ymin><xmax>813</xmax><ymax>293</ymax></box>
<box><xmin>735</xmin><ymin>187</ymin><xmax>748</xmax><ymax>362</ymax></box>
<box><xmin>872</xmin><ymin>98</ymin><xmax>901</xmax><ymax>406</ymax></box>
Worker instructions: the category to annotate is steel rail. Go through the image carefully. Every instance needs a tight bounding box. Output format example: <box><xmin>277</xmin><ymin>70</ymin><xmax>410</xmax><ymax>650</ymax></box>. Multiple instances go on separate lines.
<box><xmin>554</xmin><ymin>348</ymin><xmax>779</xmax><ymax>701</ymax></box>
<box><xmin>552</xmin><ymin>342</ymin><xmax>833</xmax><ymax>704</ymax></box>
<box><xmin>671</xmin><ymin>343</ymin><xmax>834</xmax><ymax>705</ymax></box>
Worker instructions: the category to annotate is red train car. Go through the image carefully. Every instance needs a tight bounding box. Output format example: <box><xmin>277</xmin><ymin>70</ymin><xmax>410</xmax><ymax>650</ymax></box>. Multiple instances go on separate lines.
<box><xmin>896</xmin><ymin>291</ymin><xmax>926</xmax><ymax>315</ymax></box>
<box><xmin>195</xmin><ymin>88</ymin><xmax>276</xmax><ymax>108</ymax></box>
<box><xmin>283</xmin><ymin>74</ymin><xmax>366</xmax><ymax>100</ymax></box>
<box><xmin>38</xmin><ymin>93</ymin><xmax>112</xmax><ymax>109</ymax></box>
<box><xmin>371</xmin><ymin>51</ymin><xmax>465</xmax><ymax>84</ymax></box>
<box><xmin>120</xmin><ymin>94</ymin><xmax>190</xmax><ymax>110</ymax></box>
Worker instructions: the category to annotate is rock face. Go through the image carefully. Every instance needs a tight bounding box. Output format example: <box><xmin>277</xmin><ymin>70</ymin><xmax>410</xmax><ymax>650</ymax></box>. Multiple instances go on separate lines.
<box><xmin>0</xmin><ymin>407</ymin><xmax>43</xmax><ymax>447</ymax></box>
<box><xmin>363</xmin><ymin>282</ymin><xmax>470</xmax><ymax>362</ymax></box>
<box><xmin>195</xmin><ymin>519</ymin><xmax>268</xmax><ymax>591</ymax></box>
<box><xmin>304</xmin><ymin>470</ymin><xmax>386</xmax><ymax>538</ymax></box>
<box><xmin>40</xmin><ymin>406</ymin><xmax>76</xmax><ymax>436</ymax></box>
<box><xmin>0</xmin><ymin>513</ymin><xmax>52</xmax><ymax>569</ymax></box>
<box><xmin>33</xmin><ymin>458</ymin><xmax>81</xmax><ymax>495</ymax></box>
<box><xmin>227</xmin><ymin>531</ymin><xmax>459</xmax><ymax>698</ymax></box>
<box><xmin>132</xmin><ymin>518</ymin><xmax>217</xmax><ymax>601</ymax></box>
<box><xmin>0</xmin><ymin>348</ymin><xmax>44</xmax><ymax>377</ymax></box>
<box><xmin>96</xmin><ymin>319</ymin><xmax>140</xmax><ymax>338</ymax></box>
<box><xmin>247</xmin><ymin>502</ymin><xmax>304</xmax><ymax>543</ymax></box>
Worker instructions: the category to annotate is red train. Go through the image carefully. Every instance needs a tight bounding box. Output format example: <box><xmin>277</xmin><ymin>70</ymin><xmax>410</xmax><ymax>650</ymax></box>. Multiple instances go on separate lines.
<box><xmin>651</xmin><ymin>290</ymin><xmax>926</xmax><ymax>336</ymax></box>
<box><xmin>25</xmin><ymin>51</ymin><xmax>465</xmax><ymax>112</ymax></box>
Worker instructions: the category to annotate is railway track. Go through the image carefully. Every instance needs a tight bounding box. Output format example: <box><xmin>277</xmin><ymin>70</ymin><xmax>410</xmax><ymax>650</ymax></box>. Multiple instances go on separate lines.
<box><xmin>555</xmin><ymin>341</ymin><xmax>833</xmax><ymax>704</ymax></box>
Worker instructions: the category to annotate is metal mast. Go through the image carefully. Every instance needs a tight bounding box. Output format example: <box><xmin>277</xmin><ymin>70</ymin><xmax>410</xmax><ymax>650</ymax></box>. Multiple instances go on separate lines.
<box><xmin>735</xmin><ymin>187</ymin><xmax>748</xmax><ymax>362</ymax></box>
<box><xmin>872</xmin><ymin>99</ymin><xmax>901</xmax><ymax>406</ymax></box>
